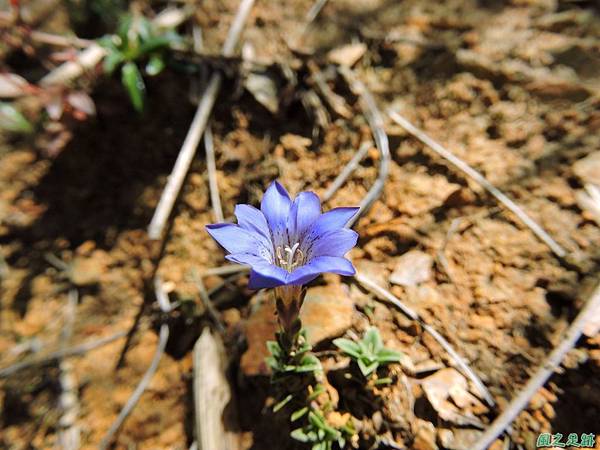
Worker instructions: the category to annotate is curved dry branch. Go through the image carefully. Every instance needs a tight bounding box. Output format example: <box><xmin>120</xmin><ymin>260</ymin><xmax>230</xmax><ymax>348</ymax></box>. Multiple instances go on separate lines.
<box><xmin>338</xmin><ymin>67</ymin><xmax>391</xmax><ymax>228</ymax></box>
<box><xmin>472</xmin><ymin>281</ymin><xmax>600</xmax><ymax>450</ymax></box>
<box><xmin>98</xmin><ymin>323</ymin><xmax>170</xmax><ymax>450</ymax></box>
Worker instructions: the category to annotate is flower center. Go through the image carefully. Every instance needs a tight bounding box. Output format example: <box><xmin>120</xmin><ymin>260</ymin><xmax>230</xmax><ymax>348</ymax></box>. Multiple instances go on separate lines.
<box><xmin>276</xmin><ymin>242</ymin><xmax>304</xmax><ymax>271</ymax></box>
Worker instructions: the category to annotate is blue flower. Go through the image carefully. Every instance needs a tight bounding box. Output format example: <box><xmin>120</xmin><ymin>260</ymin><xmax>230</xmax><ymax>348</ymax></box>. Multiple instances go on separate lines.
<box><xmin>206</xmin><ymin>181</ymin><xmax>359</xmax><ymax>289</ymax></box>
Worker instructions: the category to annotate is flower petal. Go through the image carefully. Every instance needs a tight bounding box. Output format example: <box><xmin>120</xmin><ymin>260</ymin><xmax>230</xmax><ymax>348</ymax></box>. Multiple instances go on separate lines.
<box><xmin>248</xmin><ymin>269</ymin><xmax>288</xmax><ymax>289</ymax></box>
<box><xmin>306</xmin><ymin>207</ymin><xmax>359</xmax><ymax>239</ymax></box>
<box><xmin>234</xmin><ymin>204</ymin><xmax>273</xmax><ymax>252</ymax></box>
<box><xmin>226</xmin><ymin>253</ymin><xmax>288</xmax><ymax>289</ymax></box>
<box><xmin>286</xmin><ymin>256</ymin><xmax>356</xmax><ymax>285</ymax></box>
<box><xmin>308</xmin><ymin>229</ymin><xmax>358</xmax><ymax>258</ymax></box>
<box><xmin>260</xmin><ymin>181</ymin><xmax>291</xmax><ymax>242</ymax></box>
<box><xmin>287</xmin><ymin>191</ymin><xmax>321</xmax><ymax>239</ymax></box>
<box><xmin>206</xmin><ymin>223</ymin><xmax>269</xmax><ymax>256</ymax></box>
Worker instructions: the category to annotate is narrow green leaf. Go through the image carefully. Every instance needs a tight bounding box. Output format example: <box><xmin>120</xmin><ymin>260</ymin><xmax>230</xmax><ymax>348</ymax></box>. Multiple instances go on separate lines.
<box><xmin>145</xmin><ymin>54</ymin><xmax>165</xmax><ymax>76</ymax></box>
<box><xmin>357</xmin><ymin>359</ymin><xmax>379</xmax><ymax>377</ymax></box>
<box><xmin>265</xmin><ymin>356</ymin><xmax>279</xmax><ymax>371</ymax></box>
<box><xmin>291</xmin><ymin>428</ymin><xmax>310</xmax><ymax>443</ymax></box>
<box><xmin>308</xmin><ymin>384</ymin><xmax>325</xmax><ymax>401</ymax></box>
<box><xmin>373</xmin><ymin>377</ymin><xmax>393</xmax><ymax>386</ymax></box>
<box><xmin>376</xmin><ymin>348</ymin><xmax>403</xmax><ymax>363</ymax></box>
<box><xmin>291</xmin><ymin>406</ymin><xmax>309</xmax><ymax>422</ymax></box>
<box><xmin>103</xmin><ymin>50</ymin><xmax>125</xmax><ymax>74</ymax></box>
<box><xmin>333</xmin><ymin>338</ymin><xmax>362</xmax><ymax>359</ymax></box>
<box><xmin>121</xmin><ymin>62</ymin><xmax>145</xmax><ymax>112</ymax></box>
<box><xmin>363</xmin><ymin>327</ymin><xmax>383</xmax><ymax>354</ymax></box>
<box><xmin>296</xmin><ymin>354</ymin><xmax>322</xmax><ymax>373</ymax></box>
<box><xmin>0</xmin><ymin>102</ymin><xmax>33</xmax><ymax>133</ymax></box>
<box><xmin>266</xmin><ymin>340</ymin><xmax>281</xmax><ymax>358</ymax></box>
<box><xmin>308</xmin><ymin>411</ymin><xmax>326</xmax><ymax>428</ymax></box>
<box><xmin>137</xmin><ymin>35</ymin><xmax>172</xmax><ymax>55</ymax></box>
<box><xmin>273</xmin><ymin>394</ymin><xmax>293</xmax><ymax>412</ymax></box>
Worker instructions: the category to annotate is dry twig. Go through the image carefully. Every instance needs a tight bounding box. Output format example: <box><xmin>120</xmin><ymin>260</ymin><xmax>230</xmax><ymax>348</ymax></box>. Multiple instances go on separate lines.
<box><xmin>98</xmin><ymin>322</ymin><xmax>170</xmax><ymax>450</ymax></box>
<box><xmin>338</xmin><ymin>67</ymin><xmax>391</xmax><ymax>228</ymax></box>
<box><xmin>148</xmin><ymin>0</ymin><xmax>256</xmax><ymax>239</ymax></box>
<box><xmin>472</xmin><ymin>281</ymin><xmax>600</xmax><ymax>450</ymax></box>
<box><xmin>58</xmin><ymin>289</ymin><xmax>80</xmax><ymax>450</ymax></box>
<box><xmin>205</xmin><ymin>124</ymin><xmax>225</xmax><ymax>222</ymax></box>
<box><xmin>193</xmin><ymin>328</ymin><xmax>238</xmax><ymax>450</ymax></box>
<box><xmin>388</xmin><ymin>110</ymin><xmax>567</xmax><ymax>259</ymax></box>
<box><xmin>0</xmin><ymin>331</ymin><xmax>126</xmax><ymax>378</ymax></box>
<box><xmin>323</xmin><ymin>141</ymin><xmax>371</xmax><ymax>203</ymax></box>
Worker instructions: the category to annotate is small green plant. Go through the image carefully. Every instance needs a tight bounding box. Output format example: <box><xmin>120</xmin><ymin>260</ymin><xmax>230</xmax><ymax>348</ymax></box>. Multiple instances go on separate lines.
<box><xmin>289</xmin><ymin>385</ymin><xmax>355</xmax><ymax>450</ymax></box>
<box><xmin>0</xmin><ymin>102</ymin><xmax>33</xmax><ymax>134</ymax></box>
<box><xmin>334</xmin><ymin>327</ymin><xmax>403</xmax><ymax>379</ymax></box>
<box><xmin>266</xmin><ymin>327</ymin><xmax>321</xmax><ymax>379</ymax></box>
<box><xmin>98</xmin><ymin>14</ymin><xmax>182</xmax><ymax>112</ymax></box>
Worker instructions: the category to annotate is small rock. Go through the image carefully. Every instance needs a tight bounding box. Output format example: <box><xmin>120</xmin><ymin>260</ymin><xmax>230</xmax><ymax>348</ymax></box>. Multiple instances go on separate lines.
<box><xmin>573</xmin><ymin>152</ymin><xmax>600</xmax><ymax>185</ymax></box>
<box><xmin>354</xmin><ymin>259</ymin><xmax>389</xmax><ymax>288</ymax></box>
<box><xmin>327</xmin><ymin>43</ymin><xmax>367</xmax><ymax>67</ymax></box>
<box><xmin>413</xmin><ymin>420</ymin><xmax>438</xmax><ymax>450</ymax></box>
<box><xmin>244</xmin><ymin>72</ymin><xmax>279</xmax><ymax>113</ymax></box>
<box><xmin>280</xmin><ymin>133</ymin><xmax>312</xmax><ymax>153</ymax></box>
<box><xmin>300</xmin><ymin>284</ymin><xmax>355</xmax><ymax>345</ymax></box>
<box><xmin>582</xmin><ymin>293</ymin><xmax>600</xmax><ymax>338</ymax></box>
<box><xmin>69</xmin><ymin>253</ymin><xmax>106</xmax><ymax>286</ymax></box>
<box><xmin>421</xmin><ymin>368</ymin><xmax>483</xmax><ymax>427</ymax></box>
<box><xmin>529</xmin><ymin>391</ymin><xmax>546</xmax><ymax>410</ymax></box>
<box><xmin>390</xmin><ymin>250</ymin><xmax>433</xmax><ymax>287</ymax></box>
<box><xmin>439</xmin><ymin>428</ymin><xmax>483</xmax><ymax>450</ymax></box>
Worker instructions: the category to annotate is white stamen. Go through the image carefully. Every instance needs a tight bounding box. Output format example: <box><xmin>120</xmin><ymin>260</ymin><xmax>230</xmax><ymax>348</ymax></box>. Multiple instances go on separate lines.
<box><xmin>284</xmin><ymin>242</ymin><xmax>300</xmax><ymax>268</ymax></box>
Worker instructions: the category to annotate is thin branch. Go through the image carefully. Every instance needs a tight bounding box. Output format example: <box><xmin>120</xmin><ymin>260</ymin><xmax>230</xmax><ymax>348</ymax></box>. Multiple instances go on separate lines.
<box><xmin>148</xmin><ymin>74</ymin><xmax>222</xmax><ymax>239</ymax></box>
<box><xmin>148</xmin><ymin>0</ymin><xmax>256</xmax><ymax>239</ymax></box>
<box><xmin>338</xmin><ymin>67</ymin><xmax>391</xmax><ymax>228</ymax></box>
<box><xmin>98</xmin><ymin>323</ymin><xmax>170</xmax><ymax>450</ymax></box>
<box><xmin>0</xmin><ymin>331</ymin><xmax>127</xmax><ymax>378</ymax></box>
<box><xmin>29</xmin><ymin>30</ymin><xmax>93</xmax><ymax>48</ymax></box>
<box><xmin>205</xmin><ymin>124</ymin><xmax>225</xmax><ymax>222</ymax></box>
<box><xmin>192</xmin><ymin>270</ymin><xmax>226</xmax><ymax>333</ymax></box>
<box><xmin>322</xmin><ymin>141</ymin><xmax>371</xmax><ymax>203</ymax></box>
<box><xmin>472</xmin><ymin>281</ymin><xmax>600</xmax><ymax>450</ymax></box>
<box><xmin>58</xmin><ymin>289</ymin><xmax>80</xmax><ymax>450</ymax></box>
<box><xmin>354</xmin><ymin>271</ymin><xmax>495</xmax><ymax>407</ymax></box>
<box><xmin>203</xmin><ymin>265</ymin><xmax>249</xmax><ymax>277</ymax></box>
<box><xmin>305</xmin><ymin>0</ymin><xmax>329</xmax><ymax>23</ymax></box>
<box><xmin>388</xmin><ymin>110</ymin><xmax>567</xmax><ymax>259</ymax></box>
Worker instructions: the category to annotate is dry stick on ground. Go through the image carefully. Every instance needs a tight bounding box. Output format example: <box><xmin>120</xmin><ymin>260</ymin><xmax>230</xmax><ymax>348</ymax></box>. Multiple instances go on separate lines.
<box><xmin>204</xmin><ymin>124</ymin><xmax>225</xmax><ymax>222</ymax></box>
<box><xmin>193</xmin><ymin>328</ymin><xmax>238</xmax><ymax>450</ymax></box>
<box><xmin>58</xmin><ymin>289</ymin><xmax>81</xmax><ymax>450</ymax></box>
<box><xmin>192</xmin><ymin>269</ymin><xmax>226</xmax><ymax>333</ymax></box>
<box><xmin>305</xmin><ymin>0</ymin><xmax>329</xmax><ymax>24</ymax></box>
<box><xmin>472</xmin><ymin>281</ymin><xmax>600</xmax><ymax>450</ymax></box>
<box><xmin>148</xmin><ymin>0</ymin><xmax>256</xmax><ymax>239</ymax></box>
<box><xmin>99</xmin><ymin>1</ymin><xmax>256</xmax><ymax>447</ymax></box>
<box><xmin>322</xmin><ymin>141</ymin><xmax>371</xmax><ymax>203</ymax></box>
<box><xmin>338</xmin><ymin>67</ymin><xmax>391</xmax><ymax>228</ymax></box>
<box><xmin>354</xmin><ymin>271</ymin><xmax>496</xmax><ymax>407</ymax></box>
<box><xmin>0</xmin><ymin>331</ymin><xmax>127</xmax><ymax>378</ymax></box>
<box><xmin>388</xmin><ymin>110</ymin><xmax>567</xmax><ymax>260</ymax></box>
<box><xmin>98</xmin><ymin>278</ymin><xmax>172</xmax><ymax>450</ymax></box>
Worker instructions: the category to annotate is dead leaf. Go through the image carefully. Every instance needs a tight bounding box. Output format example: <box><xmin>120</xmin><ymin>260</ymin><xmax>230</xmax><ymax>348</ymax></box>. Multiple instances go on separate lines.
<box><xmin>0</xmin><ymin>74</ymin><xmax>29</xmax><ymax>98</ymax></box>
